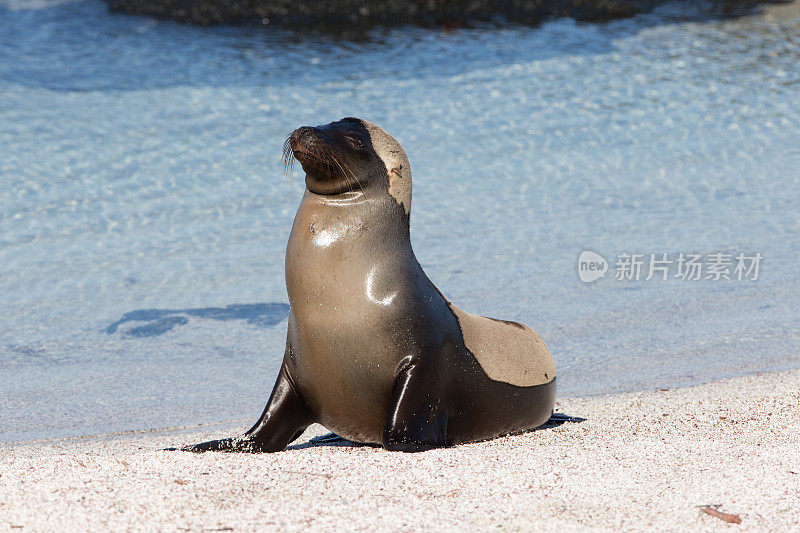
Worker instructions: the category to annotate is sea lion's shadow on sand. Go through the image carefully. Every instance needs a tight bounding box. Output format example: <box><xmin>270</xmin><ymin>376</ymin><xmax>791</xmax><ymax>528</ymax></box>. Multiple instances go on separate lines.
<box><xmin>104</xmin><ymin>303</ymin><xmax>290</xmax><ymax>337</ymax></box>
<box><xmin>287</xmin><ymin>413</ymin><xmax>586</xmax><ymax>451</ymax></box>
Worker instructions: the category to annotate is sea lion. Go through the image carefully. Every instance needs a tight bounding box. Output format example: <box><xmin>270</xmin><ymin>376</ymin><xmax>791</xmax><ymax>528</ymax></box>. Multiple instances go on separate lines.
<box><xmin>184</xmin><ymin>117</ymin><xmax>556</xmax><ymax>453</ymax></box>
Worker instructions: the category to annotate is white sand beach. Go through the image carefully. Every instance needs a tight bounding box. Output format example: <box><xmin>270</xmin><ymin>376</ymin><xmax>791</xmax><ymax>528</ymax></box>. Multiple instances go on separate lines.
<box><xmin>2</xmin><ymin>369</ymin><xmax>798</xmax><ymax>532</ymax></box>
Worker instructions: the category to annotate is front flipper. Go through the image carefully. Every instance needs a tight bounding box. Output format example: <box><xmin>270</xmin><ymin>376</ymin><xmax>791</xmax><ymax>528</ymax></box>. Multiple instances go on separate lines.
<box><xmin>382</xmin><ymin>356</ymin><xmax>448</xmax><ymax>452</ymax></box>
<box><xmin>182</xmin><ymin>364</ymin><xmax>313</xmax><ymax>453</ymax></box>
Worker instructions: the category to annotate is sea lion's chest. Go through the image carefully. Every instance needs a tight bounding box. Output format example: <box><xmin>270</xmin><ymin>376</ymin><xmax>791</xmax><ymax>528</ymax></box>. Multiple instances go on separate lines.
<box><xmin>283</xmin><ymin>204</ymin><xmax>419</xmax><ymax>439</ymax></box>
<box><xmin>285</xmin><ymin>205</ymin><xmax>404</xmax><ymax>339</ymax></box>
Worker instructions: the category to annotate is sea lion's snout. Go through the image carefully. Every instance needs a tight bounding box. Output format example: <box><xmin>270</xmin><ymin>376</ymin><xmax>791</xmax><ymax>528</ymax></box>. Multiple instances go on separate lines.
<box><xmin>288</xmin><ymin>126</ymin><xmax>328</xmax><ymax>164</ymax></box>
<box><xmin>289</xmin><ymin>126</ymin><xmax>319</xmax><ymax>148</ymax></box>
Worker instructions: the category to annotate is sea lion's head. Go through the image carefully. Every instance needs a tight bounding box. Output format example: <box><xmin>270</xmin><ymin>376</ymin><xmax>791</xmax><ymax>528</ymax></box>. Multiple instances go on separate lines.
<box><xmin>285</xmin><ymin>117</ymin><xmax>412</xmax><ymax>213</ymax></box>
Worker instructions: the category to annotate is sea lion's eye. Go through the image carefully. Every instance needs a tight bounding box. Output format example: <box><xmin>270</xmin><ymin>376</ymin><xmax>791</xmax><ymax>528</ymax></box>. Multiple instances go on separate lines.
<box><xmin>346</xmin><ymin>135</ymin><xmax>363</xmax><ymax>149</ymax></box>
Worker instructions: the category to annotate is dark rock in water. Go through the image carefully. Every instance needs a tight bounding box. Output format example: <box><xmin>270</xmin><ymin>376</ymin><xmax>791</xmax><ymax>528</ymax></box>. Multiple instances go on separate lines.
<box><xmin>102</xmin><ymin>0</ymin><xmax>774</xmax><ymax>30</ymax></box>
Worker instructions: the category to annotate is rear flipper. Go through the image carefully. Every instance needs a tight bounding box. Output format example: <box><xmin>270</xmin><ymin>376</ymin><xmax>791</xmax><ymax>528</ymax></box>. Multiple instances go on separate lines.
<box><xmin>539</xmin><ymin>411</ymin><xmax>586</xmax><ymax>429</ymax></box>
<box><xmin>181</xmin><ymin>364</ymin><xmax>313</xmax><ymax>453</ymax></box>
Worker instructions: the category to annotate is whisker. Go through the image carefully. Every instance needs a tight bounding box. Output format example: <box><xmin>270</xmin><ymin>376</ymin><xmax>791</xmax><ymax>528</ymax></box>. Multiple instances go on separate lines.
<box><xmin>282</xmin><ymin>136</ymin><xmax>295</xmax><ymax>190</ymax></box>
<box><xmin>327</xmin><ymin>151</ymin><xmax>351</xmax><ymax>189</ymax></box>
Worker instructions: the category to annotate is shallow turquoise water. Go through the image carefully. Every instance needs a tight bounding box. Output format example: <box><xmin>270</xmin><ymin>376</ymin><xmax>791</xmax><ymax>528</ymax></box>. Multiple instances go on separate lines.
<box><xmin>1</xmin><ymin>0</ymin><xmax>799</xmax><ymax>442</ymax></box>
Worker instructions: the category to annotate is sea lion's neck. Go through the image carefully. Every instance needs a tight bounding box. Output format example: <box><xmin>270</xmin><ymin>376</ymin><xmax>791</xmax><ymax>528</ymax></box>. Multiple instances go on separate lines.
<box><xmin>291</xmin><ymin>189</ymin><xmax>411</xmax><ymax>251</ymax></box>
<box><xmin>309</xmin><ymin>190</ymin><xmax>369</xmax><ymax>208</ymax></box>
